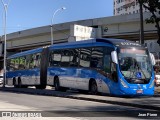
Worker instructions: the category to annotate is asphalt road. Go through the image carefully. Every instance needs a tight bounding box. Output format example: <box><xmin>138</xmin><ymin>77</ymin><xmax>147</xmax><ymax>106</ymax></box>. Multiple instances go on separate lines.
<box><xmin>0</xmin><ymin>91</ymin><xmax>159</xmax><ymax>120</ymax></box>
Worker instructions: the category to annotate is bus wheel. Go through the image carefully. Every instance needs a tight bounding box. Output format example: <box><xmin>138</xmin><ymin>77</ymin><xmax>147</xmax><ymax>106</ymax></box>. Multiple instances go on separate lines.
<box><xmin>18</xmin><ymin>78</ymin><xmax>22</xmax><ymax>88</ymax></box>
<box><xmin>90</xmin><ymin>80</ymin><xmax>97</xmax><ymax>95</ymax></box>
<box><xmin>54</xmin><ymin>77</ymin><xmax>60</xmax><ymax>91</ymax></box>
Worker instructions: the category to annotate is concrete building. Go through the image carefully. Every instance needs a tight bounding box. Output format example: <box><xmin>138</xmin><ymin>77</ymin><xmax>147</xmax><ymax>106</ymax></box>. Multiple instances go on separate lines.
<box><xmin>114</xmin><ymin>0</ymin><xmax>148</xmax><ymax>15</ymax></box>
<box><xmin>0</xmin><ymin>12</ymin><xmax>159</xmax><ymax>68</ymax></box>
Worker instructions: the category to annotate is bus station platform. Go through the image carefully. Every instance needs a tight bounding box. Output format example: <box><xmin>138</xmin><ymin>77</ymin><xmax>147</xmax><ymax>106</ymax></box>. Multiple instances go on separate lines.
<box><xmin>0</xmin><ymin>86</ymin><xmax>160</xmax><ymax>111</ymax></box>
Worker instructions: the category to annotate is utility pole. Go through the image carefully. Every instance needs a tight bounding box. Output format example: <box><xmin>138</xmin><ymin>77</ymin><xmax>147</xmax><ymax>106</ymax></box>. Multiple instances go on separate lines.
<box><xmin>139</xmin><ymin>0</ymin><xmax>144</xmax><ymax>44</ymax></box>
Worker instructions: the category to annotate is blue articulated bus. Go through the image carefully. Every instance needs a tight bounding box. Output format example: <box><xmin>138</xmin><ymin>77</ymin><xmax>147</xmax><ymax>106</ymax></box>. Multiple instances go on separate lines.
<box><xmin>6</xmin><ymin>38</ymin><xmax>155</xmax><ymax>96</ymax></box>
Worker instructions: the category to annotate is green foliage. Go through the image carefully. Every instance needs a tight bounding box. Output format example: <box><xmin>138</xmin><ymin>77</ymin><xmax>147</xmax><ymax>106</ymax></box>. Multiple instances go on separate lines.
<box><xmin>139</xmin><ymin>0</ymin><xmax>160</xmax><ymax>45</ymax></box>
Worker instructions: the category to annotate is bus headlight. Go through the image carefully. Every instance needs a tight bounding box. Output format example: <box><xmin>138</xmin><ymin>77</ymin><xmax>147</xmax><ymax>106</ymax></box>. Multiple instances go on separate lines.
<box><xmin>149</xmin><ymin>80</ymin><xmax>154</xmax><ymax>88</ymax></box>
<box><xmin>120</xmin><ymin>78</ymin><xmax>128</xmax><ymax>88</ymax></box>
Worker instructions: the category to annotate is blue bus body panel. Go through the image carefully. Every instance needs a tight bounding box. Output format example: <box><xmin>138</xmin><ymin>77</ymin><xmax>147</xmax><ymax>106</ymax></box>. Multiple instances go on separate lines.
<box><xmin>48</xmin><ymin>67</ymin><xmax>154</xmax><ymax>96</ymax></box>
<box><xmin>7</xmin><ymin>68</ymin><xmax>40</xmax><ymax>83</ymax></box>
<box><xmin>48</xmin><ymin>67</ymin><xmax>118</xmax><ymax>93</ymax></box>
<box><xmin>116</xmin><ymin>69</ymin><xmax>155</xmax><ymax>96</ymax></box>
<box><xmin>7</xmin><ymin>69</ymin><xmax>40</xmax><ymax>78</ymax></box>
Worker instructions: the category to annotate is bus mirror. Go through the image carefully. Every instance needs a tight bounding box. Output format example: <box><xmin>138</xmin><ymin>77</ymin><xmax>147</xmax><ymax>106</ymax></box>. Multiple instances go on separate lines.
<box><xmin>150</xmin><ymin>53</ymin><xmax>156</xmax><ymax>65</ymax></box>
<box><xmin>111</xmin><ymin>51</ymin><xmax>118</xmax><ymax>64</ymax></box>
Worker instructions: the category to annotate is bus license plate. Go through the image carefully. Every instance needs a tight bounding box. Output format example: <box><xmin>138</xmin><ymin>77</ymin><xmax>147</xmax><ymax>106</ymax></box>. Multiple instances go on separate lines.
<box><xmin>136</xmin><ymin>90</ymin><xmax>143</xmax><ymax>94</ymax></box>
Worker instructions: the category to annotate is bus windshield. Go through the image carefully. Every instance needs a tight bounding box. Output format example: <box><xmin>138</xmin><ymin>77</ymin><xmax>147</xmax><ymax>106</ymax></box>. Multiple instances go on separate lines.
<box><xmin>118</xmin><ymin>48</ymin><xmax>152</xmax><ymax>83</ymax></box>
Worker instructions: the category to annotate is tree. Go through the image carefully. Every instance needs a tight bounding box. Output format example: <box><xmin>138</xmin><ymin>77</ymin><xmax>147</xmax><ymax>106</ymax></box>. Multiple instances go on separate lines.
<box><xmin>138</xmin><ymin>0</ymin><xmax>160</xmax><ymax>45</ymax></box>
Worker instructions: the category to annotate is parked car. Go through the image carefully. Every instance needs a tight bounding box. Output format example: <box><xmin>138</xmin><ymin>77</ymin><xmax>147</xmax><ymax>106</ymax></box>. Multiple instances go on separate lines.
<box><xmin>0</xmin><ymin>73</ymin><xmax>3</xmax><ymax>85</ymax></box>
<box><xmin>155</xmin><ymin>74</ymin><xmax>160</xmax><ymax>87</ymax></box>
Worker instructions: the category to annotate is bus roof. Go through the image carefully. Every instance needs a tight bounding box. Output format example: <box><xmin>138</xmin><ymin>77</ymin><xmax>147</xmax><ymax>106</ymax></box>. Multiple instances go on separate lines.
<box><xmin>7</xmin><ymin>38</ymin><xmax>142</xmax><ymax>59</ymax></box>
<box><xmin>49</xmin><ymin>38</ymin><xmax>142</xmax><ymax>50</ymax></box>
<box><xmin>7</xmin><ymin>47</ymin><xmax>43</xmax><ymax>59</ymax></box>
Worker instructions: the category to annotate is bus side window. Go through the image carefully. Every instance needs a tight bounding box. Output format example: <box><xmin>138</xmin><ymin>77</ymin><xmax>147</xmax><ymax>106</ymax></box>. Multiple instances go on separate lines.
<box><xmin>104</xmin><ymin>55</ymin><xmax>111</xmax><ymax>73</ymax></box>
<box><xmin>26</xmin><ymin>55</ymin><xmax>31</xmax><ymax>69</ymax></box>
<box><xmin>70</xmin><ymin>49</ymin><xmax>79</xmax><ymax>67</ymax></box>
<box><xmin>79</xmin><ymin>48</ymin><xmax>91</xmax><ymax>67</ymax></box>
<box><xmin>10</xmin><ymin>58</ymin><xmax>15</xmax><ymax>71</ymax></box>
<box><xmin>61</xmin><ymin>50</ymin><xmax>70</xmax><ymax>67</ymax></box>
<box><xmin>15</xmin><ymin>58</ymin><xmax>20</xmax><ymax>70</ymax></box>
<box><xmin>37</xmin><ymin>54</ymin><xmax>41</xmax><ymax>67</ymax></box>
<box><xmin>52</xmin><ymin>50</ymin><xmax>62</xmax><ymax>67</ymax></box>
<box><xmin>29</xmin><ymin>54</ymin><xmax>34</xmax><ymax>69</ymax></box>
<box><xmin>90</xmin><ymin>47</ymin><xmax>103</xmax><ymax>69</ymax></box>
<box><xmin>19</xmin><ymin>56</ymin><xmax>26</xmax><ymax>70</ymax></box>
<box><xmin>33</xmin><ymin>53</ymin><xmax>41</xmax><ymax>68</ymax></box>
<box><xmin>103</xmin><ymin>47</ymin><xmax>112</xmax><ymax>73</ymax></box>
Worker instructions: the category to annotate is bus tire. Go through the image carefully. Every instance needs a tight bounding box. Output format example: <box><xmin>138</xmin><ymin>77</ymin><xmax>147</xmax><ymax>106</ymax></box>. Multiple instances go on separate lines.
<box><xmin>89</xmin><ymin>80</ymin><xmax>98</xmax><ymax>95</ymax></box>
<box><xmin>54</xmin><ymin>77</ymin><xmax>60</xmax><ymax>91</ymax></box>
<box><xmin>18</xmin><ymin>77</ymin><xmax>22</xmax><ymax>88</ymax></box>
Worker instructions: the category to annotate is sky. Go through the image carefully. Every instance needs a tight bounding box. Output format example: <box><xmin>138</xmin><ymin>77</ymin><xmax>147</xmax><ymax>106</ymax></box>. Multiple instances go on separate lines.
<box><xmin>0</xmin><ymin>0</ymin><xmax>113</xmax><ymax>35</ymax></box>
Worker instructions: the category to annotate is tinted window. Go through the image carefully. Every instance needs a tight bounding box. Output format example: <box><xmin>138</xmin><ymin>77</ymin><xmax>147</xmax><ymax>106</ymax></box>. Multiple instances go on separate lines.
<box><xmin>70</xmin><ymin>49</ymin><xmax>80</xmax><ymax>67</ymax></box>
<box><xmin>52</xmin><ymin>50</ymin><xmax>62</xmax><ymax>67</ymax></box>
<box><xmin>7</xmin><ymin>59</ymin><xmax>13</xmax><ymax>71</ymax></box>
<box><xmin>14</xmin><ymin>58</ymin><xmax>19</xmax><ymax>70</ymax></box>
<box><xmin>79</xmin><ymin>48</ymin><xmax>91</xmax><ymax>67</ymax></box>
<box><xmin>26</xmin><ymin>55</ymin><xmax>32</xmax><ymax>69</ymax></box>
<box><xmin>103</xmin><ymin>47</ymin><xmax>114</xmax><ymax>73</ymax></box>
<box><xmin>61</xmin><ymin>50</ymin><xmax>70</xmax><ymax>67</ymax></box>
<box><xmin>90</xmin><ymin>47</ymin><xmax>103</xmax><ymax>69</ymax></box>
<box><xmin>29</xmin><ymin>54</ymin><xmax>35</xmax><ymax>69</ymax></box>
<box><xmin>19</xmin><ymin>57</ymin><xmax>26</xmax><ymax>70</ymax></box>
<box><xmin>32</xmin><ymin>53</ymin><xmax>41</xmax><ymax>68</ymax></box>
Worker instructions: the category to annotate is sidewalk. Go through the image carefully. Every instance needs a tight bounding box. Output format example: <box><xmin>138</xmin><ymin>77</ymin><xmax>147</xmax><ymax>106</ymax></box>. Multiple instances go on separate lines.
<box><xmin>0</xmin><ymin>87</ymin><xmax>160</xmax><ymax>111</ymax></box>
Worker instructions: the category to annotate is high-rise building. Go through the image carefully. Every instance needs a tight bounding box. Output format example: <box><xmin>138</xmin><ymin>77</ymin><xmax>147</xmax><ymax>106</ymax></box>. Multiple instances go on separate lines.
<box><xmin>114</xmin><ymin>0</ymin><xmax>148</xmax><ymax>15</ymax></box>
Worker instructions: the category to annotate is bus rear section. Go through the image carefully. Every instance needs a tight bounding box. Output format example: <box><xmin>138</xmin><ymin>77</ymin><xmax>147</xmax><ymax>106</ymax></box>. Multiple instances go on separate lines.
<box><xmin>6</xmin><ymin>47</ymin><xmax>48</xmax><ymax>89</ymax></box>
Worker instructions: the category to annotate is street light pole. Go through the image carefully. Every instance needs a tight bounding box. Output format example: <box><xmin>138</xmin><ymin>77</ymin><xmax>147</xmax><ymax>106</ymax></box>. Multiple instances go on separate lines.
<box><xmin>51</xmin><ymin>7</ymin><xmax>66</xmax><ymax>45</ymax></box>
<box><xmin>1</xmin><ymin>0</ymin><xmax>11</xmax><ymax>87</ymax></box>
